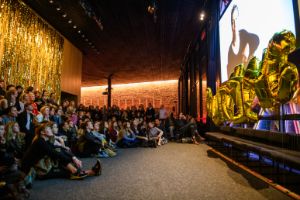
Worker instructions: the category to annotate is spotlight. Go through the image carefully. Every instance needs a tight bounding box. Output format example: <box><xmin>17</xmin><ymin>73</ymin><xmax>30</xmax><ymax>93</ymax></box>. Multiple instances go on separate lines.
<box><xmin>77</xmin><ymin>30</ymin><xmax>81</xmax><ymax>34</ymax></box>
<box><xmin>73</xmin><ymin>25</ymin><xmax>77</xmax><ymax>29</ymax></box>
<box><xmin>81</xmin><ymin>34</ymin><xmax>85</xmax><ymax>38</ymax></box>
<box><xmin>62</xmin><ymin>13</ymin><xmax>67</xmax><ymax>18</ymax></box>
<box><xmin>199</xmin><ymin>11</ymin><xmax>205</xmax><ymax>21</ymax></box>
<box><xmin>68</xmin><ymin>19</ymin><xmax>72</xmax><ymax>24</ymax></box>
<box><xmin>49</xmin><ymin>0</ymin><xmax>54</xmax><ymax>3</ymax></box>
<box><xmin>56</xmin><ymin>7</ymin><xmax>61</xmax><ymax>11</ymax></box>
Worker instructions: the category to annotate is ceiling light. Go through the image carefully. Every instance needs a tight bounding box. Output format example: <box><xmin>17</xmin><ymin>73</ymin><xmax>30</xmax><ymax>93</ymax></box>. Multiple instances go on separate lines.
<box><xmin>199</xmin><ymin>11</ymin><xmax>205</xmax><ymax>21</ymax></box>
<box><xmin>85</xmin><ymin>38</ymin><xmax>88</xmax><ymax>42</ymax></box>
<box><xmin>49</xmin><ymin>0</ymin><xmax>54</xmax><ymax>3</ymax></box>
<box><xmin>81</xmin><ymin>34</ymin><xmax>85</xmax><ymax>38</ymax></box>
<box><xmin>62</xmin><ymin>13</ymin><xmax>67</xmax><ymax>18</ymax></box>
<box><xmin>78</xmin><ymin>30</ymin><xmax>81</xmax><ymax>34</ymax></box>
<box><xmin>89</xmin><ymin>42</ymin><xmax>92</xmax><ymax>45</ymax></box>
<box><xmin>68</xmin><ymin>19</ymin><xmax>72</xmax><ymax>24</ymax></box>
<box><xmin>73</xmin><ymin>25</ymin><xmax>77</xmax><ymax>29</ymax></box>
<box><xmin>56</xmin><ymin>7</ymin><xmax>61</xmax><ymax>11</ymax></box>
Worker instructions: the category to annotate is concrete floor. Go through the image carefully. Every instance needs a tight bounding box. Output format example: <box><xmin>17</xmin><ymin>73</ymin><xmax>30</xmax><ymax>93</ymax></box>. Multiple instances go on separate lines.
<box><xmin>30</xmin><ymin>143</ymin><xmax>292</xmax><ymax>200</ymax></box>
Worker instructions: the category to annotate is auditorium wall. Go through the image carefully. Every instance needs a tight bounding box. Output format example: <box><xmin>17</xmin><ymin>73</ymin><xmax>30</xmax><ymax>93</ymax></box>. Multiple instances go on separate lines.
<box><xmin>61</xmin><ymin>39</ymin><xmax>82</xmax><ymax>100</ymax></box>
<box><xmin>81</xmin><ymin>80</ymin><xmax>178</xmax><ymax>113</ymax></box>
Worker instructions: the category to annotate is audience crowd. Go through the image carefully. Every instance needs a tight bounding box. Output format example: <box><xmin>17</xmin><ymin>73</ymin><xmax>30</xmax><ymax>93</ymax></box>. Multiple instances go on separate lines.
<box><xmin>0</xmin><ymin>79</ymin><xmax>204</xmax><ymax>200</ymax></box>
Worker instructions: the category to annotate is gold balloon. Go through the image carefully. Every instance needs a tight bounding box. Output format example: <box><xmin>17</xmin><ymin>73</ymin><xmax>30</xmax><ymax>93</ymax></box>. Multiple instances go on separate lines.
<box><xmin>254</xmin><ymin>30</ymin><xmax>297</xmax><ymax>108</ymax></box>
<box><xmin>206</xmin><ymin>87</ymin><xmax>229</xmax><ymax>126</ymax></box>
<box><xmin>206</xmin><ymin>30</ymin><xmax>298</xmax><ymax>126</ymax></box>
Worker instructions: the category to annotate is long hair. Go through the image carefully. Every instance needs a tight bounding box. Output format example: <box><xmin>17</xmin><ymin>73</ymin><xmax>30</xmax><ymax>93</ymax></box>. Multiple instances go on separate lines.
<box><xmin>32</xmin><ymin>122</ymin><xmax>53</xmax><ymax>142</ymax></box>
<box><xmin>4</xmin><ymin>122</ymin><xmax>25</xmax><ymax>143</ymax></box>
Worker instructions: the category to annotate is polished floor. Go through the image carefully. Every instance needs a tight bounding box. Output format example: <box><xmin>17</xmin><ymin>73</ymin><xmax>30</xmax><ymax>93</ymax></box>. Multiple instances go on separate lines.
<box><xmin>30</xmin><ymin>143</ymin><xmax>292</xmax><ymax>200</ymax></box>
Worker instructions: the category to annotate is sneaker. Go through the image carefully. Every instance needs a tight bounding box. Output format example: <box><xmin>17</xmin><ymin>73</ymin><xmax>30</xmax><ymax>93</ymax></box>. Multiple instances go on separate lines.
<box><xmin>70</xmin><ymin>170</ymin><xmax>88</xmax><ymax>180</ymax></box>
<box><xmin>92</xmin><ymin>159</ymin><xmax>102</xmax><ymax>176</ymax></box>
<box><xmin>98</xmin><ymin>151</ymin><xmax>109</xmax><ymax>158</ymax></box>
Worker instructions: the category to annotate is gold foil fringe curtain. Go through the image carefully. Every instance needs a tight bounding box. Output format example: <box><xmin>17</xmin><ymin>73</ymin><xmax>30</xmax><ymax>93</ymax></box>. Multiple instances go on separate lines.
<box><xmin>0</xmin><ymin>0</ymin><xmax>63</xmax><ymax>100</ymax></box>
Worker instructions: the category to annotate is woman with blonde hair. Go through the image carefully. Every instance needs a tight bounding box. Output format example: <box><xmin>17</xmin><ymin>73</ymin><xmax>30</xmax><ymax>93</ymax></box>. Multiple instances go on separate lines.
<box><xmin>36</xmin><ymin>105</ymin><xmax>50</xmax><ymax>123</ymax></box>
<box><xmin>5</xmin><ymin>122</ymin><xmax>25</xmax><ymax>159</ymax></box>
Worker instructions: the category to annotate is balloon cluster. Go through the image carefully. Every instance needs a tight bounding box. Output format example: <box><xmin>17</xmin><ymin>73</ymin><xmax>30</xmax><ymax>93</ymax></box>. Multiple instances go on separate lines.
<box><xmin>207</xmin><ymin>30</ymin><xmax>298</xmax><ymax>126</ymax></box>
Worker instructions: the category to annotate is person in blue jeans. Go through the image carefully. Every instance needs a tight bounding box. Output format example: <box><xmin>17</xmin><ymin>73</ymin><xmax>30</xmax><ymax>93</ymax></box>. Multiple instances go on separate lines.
<box><xmin>116</xmin><ymin>122</ymin><xmax>137</xmax><ymax>148</ymax></box>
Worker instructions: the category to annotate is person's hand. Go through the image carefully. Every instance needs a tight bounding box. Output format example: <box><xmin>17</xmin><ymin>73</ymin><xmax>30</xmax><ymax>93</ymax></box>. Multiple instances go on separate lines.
<box><xmin>72</xmin><ymin>157</ymin><xmax>82</xmax><ymax>168</ymax></box>
<box><xmin>64</xmin><ymin>146</ymin><xmax>70</xmax><ymax>151</ymax></box>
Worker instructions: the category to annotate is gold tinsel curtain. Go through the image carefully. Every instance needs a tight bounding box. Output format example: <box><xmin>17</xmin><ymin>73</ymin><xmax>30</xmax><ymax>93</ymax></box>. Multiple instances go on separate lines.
<box><xmin>0</xmin><ymin>0</ymin><xmax>63</xmax><ymax>99</ymax></box>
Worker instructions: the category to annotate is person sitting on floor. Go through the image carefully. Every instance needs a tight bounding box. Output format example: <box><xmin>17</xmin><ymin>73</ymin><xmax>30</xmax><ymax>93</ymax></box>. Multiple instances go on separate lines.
<box><xmin>148</xmin><ymin>122</ymin><xmax>163</xmax><ymax>147</ymax></box>
<box><xmin>116</xmin><ymin>122</ymin><xmax>137</xmax><ymax>148</ymax></box>
<box><xmin>0</xmin><ymin>122</ymin><xmax>29</xmax><ymax>200</ymax></box>
<box><xmin>21</xmin><ymin>122</ymin><xmax>101</xmax><ymax>181</ymax></box>
<box><xmin>165</xmin><ymin>112</ymin><xmax>176</xmax><ymax>140</ymax></box>
<box><xmin>76</xmin><ymin>121</ymin><xmax>105</xmax><ymax>158</ymax></box>
<box><xmin>131</xmin><ymin>118</ymin><xmax>148</xmax><ymax>147</ymax></box>
<box><xmin>4</xmin><ymin>122</ymin><xmax>26</xmax><ymax>160</ymax></box>
<box><xmin>92</xmin><ymin>121</ymin><xmax>116</xmax><ymax>157</ymax></box>
<box><xmin>106</xmin><ymin>121</ymin><xmax>118</xmax><ymax>148</ymax></box>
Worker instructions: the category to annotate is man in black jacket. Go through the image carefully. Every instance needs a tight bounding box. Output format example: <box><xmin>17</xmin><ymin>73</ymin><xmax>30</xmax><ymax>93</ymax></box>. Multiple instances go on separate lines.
<box><xmin>17</xmin><ymin>103</ymin><xmax>35</xmax><ymax>149</ymax></box>
<box><xmin>146</xmin><ymin>103</ymin><xmax>155</xmax><ymax>122</ymax></box>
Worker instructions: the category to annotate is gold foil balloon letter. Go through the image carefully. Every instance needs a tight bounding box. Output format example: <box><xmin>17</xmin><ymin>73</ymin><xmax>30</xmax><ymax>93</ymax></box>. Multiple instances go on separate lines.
<box><xmin>206</xmin><ymin>30</ymin><xmax>298</xmax><ymax>126</ymax></box>
<box><xmin>254</xmin><ymin>30</ymin><xmax>298</xmax><ymax>108</ymax></box>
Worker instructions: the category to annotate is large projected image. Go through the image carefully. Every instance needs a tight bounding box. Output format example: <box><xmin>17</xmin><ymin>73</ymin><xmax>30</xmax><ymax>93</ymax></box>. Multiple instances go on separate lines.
<box><xmin>219</xmin><ymin>0</ymin><xmax>296</xmax><ymax>82</ymax></box>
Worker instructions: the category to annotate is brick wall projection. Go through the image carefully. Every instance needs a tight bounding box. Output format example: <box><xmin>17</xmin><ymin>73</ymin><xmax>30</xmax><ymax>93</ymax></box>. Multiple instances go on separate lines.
<box><xmin>81</xmin><ymin>80</ymin><xmax>178</xmax><ymax>112</ymax></box>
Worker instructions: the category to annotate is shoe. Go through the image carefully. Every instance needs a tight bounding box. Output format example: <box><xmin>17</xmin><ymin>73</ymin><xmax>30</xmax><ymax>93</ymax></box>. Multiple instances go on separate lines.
<box><xmin>70</xmin><ymin>170</ymin><xmax>88</xmax><ymax>180</ymax></box>
<box><xmin>92</xmin><ymin>159</ymin><xmax>102</xmax><ymax>176</ymax></box>
<box><xmin>98</xmin><ymin>151</ymin><xmax>109</xmax><ymax>158</ymax></box>
<box><xmin>105</xmin><ymin>148</ymin><xmax>117</xmax><ymax>157</ymax></box>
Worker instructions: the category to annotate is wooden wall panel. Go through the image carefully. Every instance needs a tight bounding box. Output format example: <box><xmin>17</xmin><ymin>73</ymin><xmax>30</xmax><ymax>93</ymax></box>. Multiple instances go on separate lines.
<box><xmin>61</xmin><ymin>39</ymin><xmax>82</xmax><ymax>100</ymax></box>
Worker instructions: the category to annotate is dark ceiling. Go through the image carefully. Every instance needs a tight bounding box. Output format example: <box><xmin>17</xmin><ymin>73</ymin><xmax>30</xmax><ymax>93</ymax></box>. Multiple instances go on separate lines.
<box><xmin>23</xmin><ymin>0</ymin><xmax>205</xmax><ymax>86</ymax></box>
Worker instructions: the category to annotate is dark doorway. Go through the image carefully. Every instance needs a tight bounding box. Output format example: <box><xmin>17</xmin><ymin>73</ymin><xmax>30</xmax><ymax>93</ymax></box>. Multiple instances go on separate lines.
<box><xmin>61</xmin><ymin>91</ymin><xmax>78</xmax><ymax>105</ymax></box>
